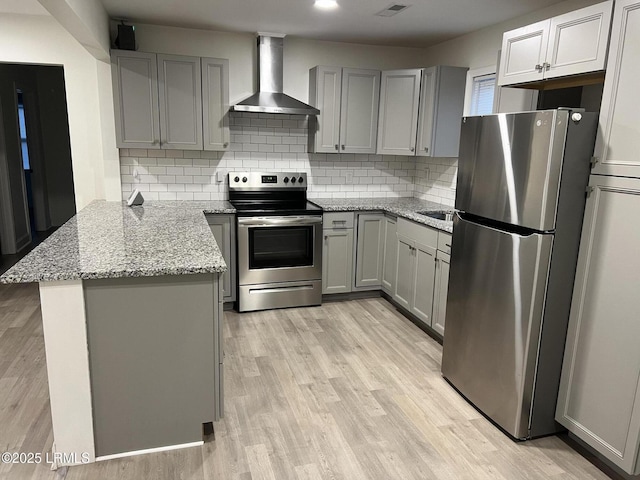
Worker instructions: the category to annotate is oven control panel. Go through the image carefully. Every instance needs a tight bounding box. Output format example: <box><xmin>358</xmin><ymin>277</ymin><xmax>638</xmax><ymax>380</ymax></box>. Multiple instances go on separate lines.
<box><xmin>229</xmin><ymin>172</ymin><xmax>308</xmax><ymax>190</ymax></box>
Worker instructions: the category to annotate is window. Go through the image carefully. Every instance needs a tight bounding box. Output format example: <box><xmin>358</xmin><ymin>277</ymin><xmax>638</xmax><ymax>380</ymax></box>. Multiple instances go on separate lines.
<box><xmin>463</xmin><ymin>66</ymin><xmax>497</xmax><ymax>117</ymax></box>
<box><xmin>17</xmin><ymin>92</ymin><xmax>30</xmax><ymax>170</ymax></box>
<box><xmin>469</xmin><ymin>74</ymin><xmax>496</xmax><ymax>116</ymax></box>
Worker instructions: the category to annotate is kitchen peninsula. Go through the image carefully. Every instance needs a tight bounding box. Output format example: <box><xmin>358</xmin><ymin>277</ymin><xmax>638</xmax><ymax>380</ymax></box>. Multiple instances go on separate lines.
<box><xmin>0</xmin><ymin>200</ymin><xmax>232</xmax><ymax>466</ymax></box>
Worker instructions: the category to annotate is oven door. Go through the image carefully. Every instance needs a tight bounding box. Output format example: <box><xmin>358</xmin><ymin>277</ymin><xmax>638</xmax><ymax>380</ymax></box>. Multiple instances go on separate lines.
<box><xmin>237</xmin><ymin>216</ymin><xmax>323</xmax><ymax>285</ymax></box>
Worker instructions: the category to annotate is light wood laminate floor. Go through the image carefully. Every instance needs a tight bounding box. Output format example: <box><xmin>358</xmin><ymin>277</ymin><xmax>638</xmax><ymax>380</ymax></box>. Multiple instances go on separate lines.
<box><xmin>0</xmin><ymin>283</ymin><xmax>610</xmax><ymax>480</ymax></box>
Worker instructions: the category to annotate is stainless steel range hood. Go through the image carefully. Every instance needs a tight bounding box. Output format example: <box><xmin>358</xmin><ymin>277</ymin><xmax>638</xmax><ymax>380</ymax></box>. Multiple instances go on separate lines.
<box><xmin>231</xmin><ymin>35</ymin><xmax>320</xmax><ymax>115</ymax></box>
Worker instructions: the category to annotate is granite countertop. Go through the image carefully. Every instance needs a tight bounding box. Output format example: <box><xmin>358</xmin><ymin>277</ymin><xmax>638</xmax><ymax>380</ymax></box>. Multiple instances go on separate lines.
<box><xmin>311</xmin><ymin>197</ymin><xmax>454</xmax><ymax>233</ymax></box>
<box><xmin>0</xmin><ymin>200</ymin><xmax>235</xmax><ymax>284</ymax></box>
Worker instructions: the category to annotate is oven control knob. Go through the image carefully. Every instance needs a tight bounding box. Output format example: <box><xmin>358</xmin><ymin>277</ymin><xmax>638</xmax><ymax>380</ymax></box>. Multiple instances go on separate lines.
<box><xmin>242</xmin><ymin>177</ymin><xmax>247</xmax><ymax>183</ymax></box>
<box><xmin>234</xmin><ymin>176</ymin><xmax>239</xmax><ymax>183</ymax></box>
<box><xmin>283</xmin><ymin>177</ymin><xmax>289</xmax><ymax>183</ymax></box>
<box><xmin>291</xmin><ymin>177</ymin><xmax>297</xmax><ymax>183</ymax></box>
<box><xmin>298</xmin><ymin>177</ymin><xmax>304</xmax><ymax>183</ymax></box>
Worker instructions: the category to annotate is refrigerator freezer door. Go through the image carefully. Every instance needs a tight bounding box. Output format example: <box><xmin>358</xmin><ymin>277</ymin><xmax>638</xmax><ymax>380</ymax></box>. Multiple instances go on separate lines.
<box><xmin>456</xmin><ymin>110</ymin><xmax>569</xmax><ymax>232</ymax></box>
<box><xmin>441</xmin><ymin>213</ymin><xmax>553</xmax><ymax>439</ymax></box>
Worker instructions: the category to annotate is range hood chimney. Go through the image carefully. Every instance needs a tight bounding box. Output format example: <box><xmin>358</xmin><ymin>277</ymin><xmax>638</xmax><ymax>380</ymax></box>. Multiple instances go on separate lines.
<box><xmin>231</xmin><ymin>35</ymin><xmax>320</xmax><ymax>115</ymax></box>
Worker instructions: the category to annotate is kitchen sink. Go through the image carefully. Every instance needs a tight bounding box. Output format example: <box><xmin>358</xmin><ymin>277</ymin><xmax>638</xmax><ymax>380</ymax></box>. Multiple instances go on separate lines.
<box><xmin>416</xmin><ymin>210</ymin><xmax>455</xmax><ymax>222</ymax></box>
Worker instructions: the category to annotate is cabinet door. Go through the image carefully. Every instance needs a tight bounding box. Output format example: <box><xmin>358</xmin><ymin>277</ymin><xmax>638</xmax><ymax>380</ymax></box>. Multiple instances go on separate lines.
<box><xmin>432</xmin><ymin>250</ymin><xmax>450</xmax><ymax>336</ymax></box>
<box><xmin>556</xmin><ymin>175</ymin><xmax>640</xmax><ymax>475</ymax></box>
<box><xmin>594</xmin><ymin>0</ymin><xmax>640</xmax><ymax>177</ymax></box>
<box><xmin>202</xmin><ymin>57</ymin><xmax>230</xmax><ymax>152</ymax></box>
<box><xmin>355</xmin><ymin>213</ymin><xmax>385</xmax><ymax>288</ymax></box>
<box><xmin>207</xmin><ymin>215</ymin><xmax>236</xmax><ymax>302</ymax></box>
<box><xmin>394</xmin><ymin>234</ymin><xmax>414</xmax><ymax>310</ymax></box>
<box><xmin>498</xmin><ymin>20</ymin><xmax>549</xmax><ymax>86</ymax></box>
<box><xmin>309</xmin><ymin>66</ymin><xmax>342</xmax><ymax>154</ymax></box>
<box><xmin>157</xmin><ymin>54</ymin><xmax>203</xmax><ymax>150</ymax></box>
<box><xmin>381</xmin><ymin>216</ymin><xmax>397</xmax><ymax>293</ymax></box>
<box><xmin>416</xmin><ymin>67</ymin><xmax>437</xmax><ymax>156</ymax></box>
<box><xmin>111</xmin><ymin>50</ymin><xmax>161</xmax><ymax>149</ymax></box>
<box><xmin>429</xmin><ymin>66</ymin><xmax>467</xmax><ymax>157</ymax></box>
<box><xmin>322</xmin><ymin>229</ymin><xmax>353</xmax><ymax>294</ymax></box>
<box><xmin>339</xmin><ymin>68</ymin><xmax>380</xmax><ymax>154</ymax></box>
<box><xmin>377</xmin><ymin>69</ymin><xmax>421</xmax><ymax>156</ymax></box>
<box><xmin>411</xmin><ymin>241</ymin><xmax>437</xmax><ymax>326</ymax></box>
<box><xmin>545</xmin><ymin>1</ymin><xmax>612</xmax><ymax>80</ymax></box>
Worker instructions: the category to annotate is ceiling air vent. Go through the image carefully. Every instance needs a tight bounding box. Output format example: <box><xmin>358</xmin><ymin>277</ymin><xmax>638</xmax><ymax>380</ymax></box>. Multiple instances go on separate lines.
<box><xmin>375</xmin><ymin>4</ymin><xmax>411</xmax><ymax>17</ymax></box>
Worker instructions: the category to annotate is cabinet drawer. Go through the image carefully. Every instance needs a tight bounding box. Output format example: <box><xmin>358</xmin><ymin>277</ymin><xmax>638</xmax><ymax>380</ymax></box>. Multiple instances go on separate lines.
<box><xmin>323</xmin><ymin>212</ymin><xmax>354</xmax><ymax>229</ymax></box>
<box><xmin>438</xmin><ymin>232</ymin><xmax>452</xmax><ymax>254</ymax></box>
<box><xmin>397</xmin><ymin>218</ymin><xmax>438</xmax><ymax>247</ymax></box>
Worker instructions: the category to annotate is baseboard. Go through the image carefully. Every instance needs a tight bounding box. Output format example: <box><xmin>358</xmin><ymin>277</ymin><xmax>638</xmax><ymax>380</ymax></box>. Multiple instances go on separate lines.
<box><xmin>322</xmin><ymin>290</ymin><xmax>382</xmax><ymax>302</ymax></box>
<box><xmin>380</xmin><ymin>291</ymin><xmax>443</xmax><ymax>345</ymax></box>
<box><xmin>559</xmin><ymin>432</ymin><xmax>637</xmax><ymax>480</ymax></box>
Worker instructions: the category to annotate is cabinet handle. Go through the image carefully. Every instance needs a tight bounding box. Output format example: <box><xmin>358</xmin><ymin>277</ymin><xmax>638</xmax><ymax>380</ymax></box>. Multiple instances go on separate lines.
<box><xmin>544</xmin><ymin>62</ymin><xmax>551</xmax><ymax>71</ymax></box>
<box><xmin>341</xmin><ymin>145</ymin><xmax>345</xmax><ymax>150</ymax></box>
<box><xmin>535</xmin><ymin>64</ymin><xmax>543</xmax><ymax>72</ymax></box>
<box><xmin>223</xmin><ymin>142</ymin><xmax>229</xmax><ymax>148</ymax></box>
<box><xmin>334</xmin><ymin>144</ymin><xmax>339</xmax><ymax>150</ymax></box>
<box><xmin>410</xmin><ymin>147</ymin><xmax>415</xmax><ymax>152</ymax></box>
<box><xmin>424</xmin><ymin>147</ymin><xmax>429</xmax><ymax>153</ymax></box>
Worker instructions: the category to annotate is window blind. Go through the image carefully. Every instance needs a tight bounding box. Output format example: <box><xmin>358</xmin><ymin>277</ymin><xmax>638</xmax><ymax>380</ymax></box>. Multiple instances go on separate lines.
<box><xmin>470</xmin><ymin>74</ymin><xmax>496</xmax><ymax>116</ymax></box>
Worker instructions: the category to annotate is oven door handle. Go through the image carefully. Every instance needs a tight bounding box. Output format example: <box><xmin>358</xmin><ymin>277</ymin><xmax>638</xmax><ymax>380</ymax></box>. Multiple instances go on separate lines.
<box><xmin>237</xmin><ymin>216</ymin><xmax>323</xmax><ymax>227</ymax></box>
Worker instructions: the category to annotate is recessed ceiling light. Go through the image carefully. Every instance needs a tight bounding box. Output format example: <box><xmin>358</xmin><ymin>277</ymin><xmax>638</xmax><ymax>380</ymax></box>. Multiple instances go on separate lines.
<box><xmin>314</xmin><ymin>0</ymin><xmax>338</xmax><ymax>10</ymax></box>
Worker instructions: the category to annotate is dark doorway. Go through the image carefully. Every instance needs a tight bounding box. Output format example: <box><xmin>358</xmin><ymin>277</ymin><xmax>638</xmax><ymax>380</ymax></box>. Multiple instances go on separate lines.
<box><xmin>0</xmin><ymin>63</ymin><xmax>75</xmax><ymax>271</ymax></box>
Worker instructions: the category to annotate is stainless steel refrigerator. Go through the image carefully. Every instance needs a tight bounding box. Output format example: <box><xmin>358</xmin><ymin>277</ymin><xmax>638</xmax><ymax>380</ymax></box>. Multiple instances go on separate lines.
<box><xmin>441</xmin><ymin>109</ymin><xmax>598</xmax><ymax>440</ymax></box>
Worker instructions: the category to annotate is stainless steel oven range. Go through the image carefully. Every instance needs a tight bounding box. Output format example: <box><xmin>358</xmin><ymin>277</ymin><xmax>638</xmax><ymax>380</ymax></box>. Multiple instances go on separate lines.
<box><xmin>229</xmin><ymin>172</ymin><xmax>323</xmax><ymax>312</ymax></box>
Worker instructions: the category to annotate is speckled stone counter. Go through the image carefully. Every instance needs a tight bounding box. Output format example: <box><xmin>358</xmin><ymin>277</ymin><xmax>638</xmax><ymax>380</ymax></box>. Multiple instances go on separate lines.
<box><xmin>310</xmin><ymin>197</ymin><xmax>454</xmax><ymax>233</ymax></box>
<box><xmin>0</xmin><ymin>200</ymin><xmax>235</xmax><ymax>284</ymax></box>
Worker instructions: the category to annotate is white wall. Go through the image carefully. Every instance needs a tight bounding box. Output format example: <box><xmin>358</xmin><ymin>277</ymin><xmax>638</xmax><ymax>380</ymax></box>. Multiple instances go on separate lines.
<box><xmin>0</xmin><ymin>13</ymin><xmax>120</xmax><ymax>209</ymax></box>
<box><xmin>128</xmin><ymin>23</ymin><xmax>427</xmax><ymax>104</ymax></box>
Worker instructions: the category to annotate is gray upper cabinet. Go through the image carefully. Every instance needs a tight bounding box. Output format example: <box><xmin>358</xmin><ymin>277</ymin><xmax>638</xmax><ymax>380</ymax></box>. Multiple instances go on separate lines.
<box><xmin>309</xmin><ymin>66</ymin><xmax>380</xmax><ymax>155</ymax></box>
<box><xmin>593</xmin><ymin>0</ymin><xmax>640</xmax><ymax>178</ymax></box>
<box><xmin>340</xmin><ymin>68</ymin><xmax>381</xmax><ymax>154</ymax></box>
<box><xmin>498</xmin><ymin>1</ymin><xmax>613</xmax><ymax>86</ymax></box>
<box><xmin>111</xmin><ymin>50</ymin><xmax>161</xmax><ymax>149</ymax></box>
<box><xmin>309</xmin><ymin>66</ymin><xmax>342</xmax><ymax>153</ymax></box>
<box><xmin>416</xmin><ymin>66</ymin><xmax>468</xmax><ymax>158</ymax></box>
<box><xmin>206</xmin><ymin>214</ymin><xmax>236</xmax><ymax>302</ymax></box>
<box><xmin>381</xmin><ymin>215</ymin><xmax>397</xmax><ymax>294</ymax></box>
<box><xmin>112</xmin><ymin>51</ymin><xmax>229</xmax><ymax>151</ymax></box>
<box><xmin>377</xmin><ymin>69</ymin><xmax>421</xmax><ymax>156</ymax></box>
<box><xmin>355</xmin><ymin>213</ymin><xmax>385</xmax><ymax>289</ymax></box>
<box><xmin>157</xmin><ymin>54</ymin><xmax>203</xmax><ymax>150</ymax></box>
<box><xmin>202</xmin><ymin>57</ymin><xmax>230</xmax><ymax>152</ymax></box>
<box><xmin>556</xmin><ymin>175</ymin><xmax>640</xmax><ymax>475</ymax></box>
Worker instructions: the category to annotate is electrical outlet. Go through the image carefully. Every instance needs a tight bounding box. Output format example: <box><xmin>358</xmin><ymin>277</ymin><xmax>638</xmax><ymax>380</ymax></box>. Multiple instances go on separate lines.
<box><xmin>216</xmin><ymin>171</ymin><xmax>226</xmax><ymax>183</ymax></box>
<box><xmin>345</xmin><ymin>171</ymin><xmax>354</xmax><ymax>184</ymax></box>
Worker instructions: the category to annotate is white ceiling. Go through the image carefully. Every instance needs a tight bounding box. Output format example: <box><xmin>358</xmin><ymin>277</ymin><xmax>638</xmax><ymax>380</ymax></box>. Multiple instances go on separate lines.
<box><xmin>101</xmin><ymin>0</ymin><xmax>567</xmax><ymax>48</ymax></box>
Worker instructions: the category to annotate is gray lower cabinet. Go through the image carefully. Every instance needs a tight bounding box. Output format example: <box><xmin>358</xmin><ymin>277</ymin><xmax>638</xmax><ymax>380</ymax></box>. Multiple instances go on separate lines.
<box><xmin>432</xmin><ymin>250</ymin><xmax>450</xmax><ymax>336</ymax></box>
<box><xmin>393</xmin><ymin>218</ymin><xmax>440</xmax><ymax>331</ymax></box>
<box><xmin>322</xmin><ymin>212</ymin><xmax>354</xmax><ymax>294</ymax></box>
<box><xmin>206</xmin><ymin>214</ymin><xmax>236</xmax><ymax>302</ymax></box>
<box><xmin>322</xmin><ymin>228</ymin><xmax>354</xmax><ymax>294</ymax></box>
<box><xmin>381</xmin><ymin>215</ymin><xmax>397</xmax><ymax>293</ymax></box>
<box><xmin>556</xmin><ymin>175</ymin><xmax>640</xmax><ymax>475</ymax></box>
<box><xmin>355</xmin><ymin>213</ymin><xmax>385</xmax><ymax>289</ymax></box>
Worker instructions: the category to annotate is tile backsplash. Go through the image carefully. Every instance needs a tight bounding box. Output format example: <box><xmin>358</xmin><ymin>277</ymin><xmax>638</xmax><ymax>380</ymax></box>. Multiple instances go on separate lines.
<box><xmin>119</xmin><ymin>112</ymin><xmax>456</xmax><ymax>205</ymax></box>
